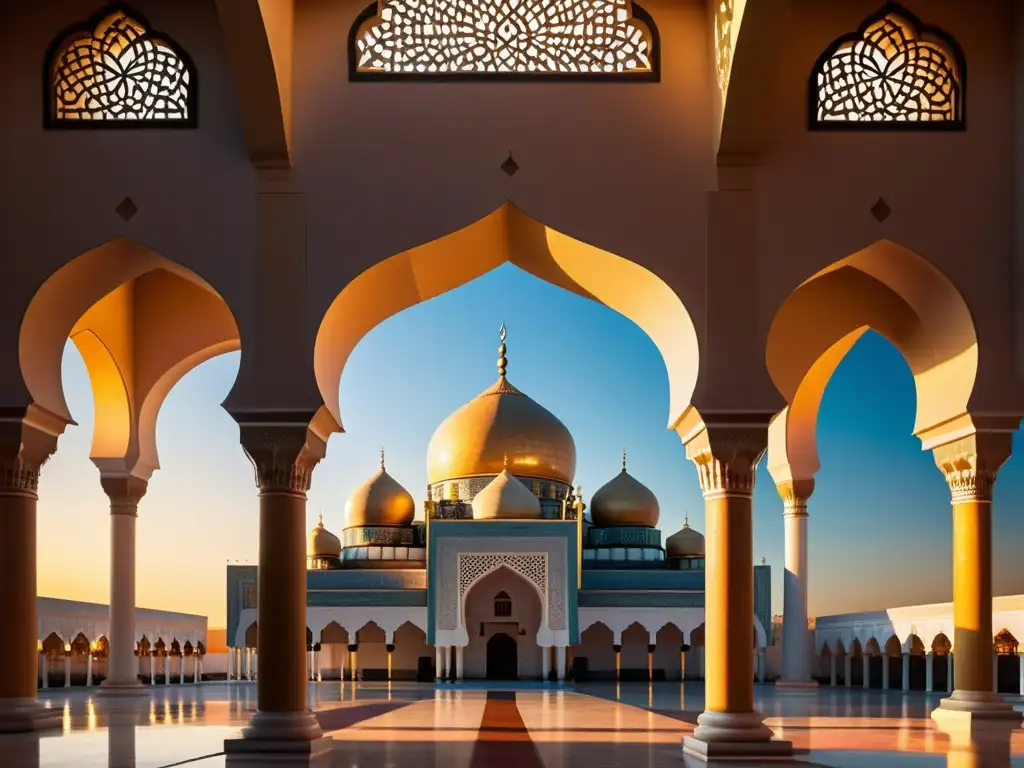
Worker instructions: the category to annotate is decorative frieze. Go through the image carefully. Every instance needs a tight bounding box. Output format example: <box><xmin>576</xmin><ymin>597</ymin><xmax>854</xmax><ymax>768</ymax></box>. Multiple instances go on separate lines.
<box><xmin>681</xmin><ymin>421</ymin><xmax>769</xmax><ymax>500</ymax></box>
<box><xmin>930</xmin><ymin>430</ymin><xmax>1014</xmax><ymax>504</ymax></box>
<box><xmin>776</xmin><ymin>478</ymin><xmax>814</xmax><ymax>517</ymax></box>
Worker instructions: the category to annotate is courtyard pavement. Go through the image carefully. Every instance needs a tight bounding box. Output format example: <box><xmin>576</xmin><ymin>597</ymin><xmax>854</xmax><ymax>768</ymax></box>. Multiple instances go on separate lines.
<box><xmin>2</xmin><ymin>681</ymin><xmax>1022</xmax><ymax>767</ymax></box>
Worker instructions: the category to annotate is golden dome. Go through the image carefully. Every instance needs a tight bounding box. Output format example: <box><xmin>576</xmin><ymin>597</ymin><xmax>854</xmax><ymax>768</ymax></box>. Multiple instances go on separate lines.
<box><xmin>308</xmin><ymin>516</ymin><xmax>341</xmax><ymax>558</ymax></box>
<box><xmin>590</xmin><ymin>450</ymin><xmax>660</xmax><ymax>527</ymax></box>
<box><xmin>472</xmin><ymin>459</ymin><xmax>543</xmax><ymax>520</ymax></box>
<box><xmin>666</xmin><ymin>515</ymin><xmax>705</xmax><ymax>558</ymax></box>
<box><xmin>426</xmin><ymin>326</ymin><xmax>576</xmax><ymax>485</ymax></box>
<box><xmin>344</xmin><ymin>450</ymin><xmax>415</xmax><ymax>528</ymax></box>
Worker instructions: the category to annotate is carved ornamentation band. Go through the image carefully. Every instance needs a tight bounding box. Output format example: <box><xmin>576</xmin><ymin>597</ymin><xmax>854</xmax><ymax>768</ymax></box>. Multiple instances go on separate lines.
<box><xmin>239</xmin><ymin>424</ymin><xmax>325</xmax><ymax>494</ymax></box>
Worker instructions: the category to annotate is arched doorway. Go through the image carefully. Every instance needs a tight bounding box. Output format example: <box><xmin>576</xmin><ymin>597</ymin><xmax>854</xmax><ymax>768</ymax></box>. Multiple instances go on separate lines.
<box><xmin>487</xmin><ymin>633</ymin><xmax>518</xmax><ymax>680</ymax></box>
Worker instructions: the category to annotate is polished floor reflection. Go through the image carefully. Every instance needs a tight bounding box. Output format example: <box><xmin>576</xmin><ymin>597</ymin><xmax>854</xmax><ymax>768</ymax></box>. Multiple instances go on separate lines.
<box><xmin>4</xmin><ymin>682</ymin><xmax>1023</xmax><ymax>767</ymax></box>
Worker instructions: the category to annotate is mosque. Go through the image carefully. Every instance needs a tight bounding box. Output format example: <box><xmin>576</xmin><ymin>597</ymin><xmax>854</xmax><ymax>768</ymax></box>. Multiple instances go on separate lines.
<box><xmin>226</xmin><ymin>329</ymin><xmax>772</xmax><ymax>682</ymax></box>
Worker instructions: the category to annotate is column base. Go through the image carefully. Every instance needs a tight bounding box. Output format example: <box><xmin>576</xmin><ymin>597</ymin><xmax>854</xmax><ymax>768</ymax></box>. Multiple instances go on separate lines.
<box><xmin>225</xmin><ymin>711</ymin><xmax>331</xmax><ymax>766</ymax></box>
<box><xmin>931</xmin><ymin>691</ymin><xmax>1023</xmax><ymax>723</ymax></box>
<box><xmin>98</xmin><ymin>680</ymin><xmax>147</xmax><ymax>696</ymax></box>
<box><xmin>682</xmin><ymin>711</ymin><xmax>792</xmax><ymax>762</ymax></box>
<box><xmin>0</xmin><ymin>698</ymin><xmax>63</xmax><ymax>733</ymax></box>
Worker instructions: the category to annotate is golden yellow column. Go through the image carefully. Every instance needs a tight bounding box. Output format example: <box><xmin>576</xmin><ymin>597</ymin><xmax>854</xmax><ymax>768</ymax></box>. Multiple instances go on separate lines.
<box><xmin>677</xmin><ymin>415</ymin><xmax>792</xmax><ymax>761</ymax></box>
<box><xmin>0</xmin><ymin>410</ymin><xmax>64</xmax><ymax>732</ymax></box>
<box><xmin>931</xmin><ymin>430</ymin><xmax>1022</xmax><ymax>725</ymax></box>
<box><xmin>225</xmin><ymin>418</ymin><xmax>334</xmax><ymax>760</ymax></box>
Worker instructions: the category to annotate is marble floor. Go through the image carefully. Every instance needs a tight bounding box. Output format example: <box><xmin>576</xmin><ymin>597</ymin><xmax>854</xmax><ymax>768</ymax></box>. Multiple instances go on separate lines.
<box><xmin>4</xmin><ymin>682</ymin><xmax>1024</xmax><ymax>768</ymax></box>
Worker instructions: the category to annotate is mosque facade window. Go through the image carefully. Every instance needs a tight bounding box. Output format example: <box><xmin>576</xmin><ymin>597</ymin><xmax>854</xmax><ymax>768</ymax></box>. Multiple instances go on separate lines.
<box><xmin>45</xmin><ymin>5</ymin><xmax>196</xmax><ymax>127</ymax></box>
<box><xmin>349</xmin><ymin>0</ymin><xmax>658</xmax><ymax>80</ymax></box>
<box><xmin>810</xmin><ymin>3</ymin><xmax>965</xmax><ymax>129</ymax></box>
<box><xmin>494</xmin><ymin>591</ymin><xmax>513</xmax><ymax>618</ymax></box>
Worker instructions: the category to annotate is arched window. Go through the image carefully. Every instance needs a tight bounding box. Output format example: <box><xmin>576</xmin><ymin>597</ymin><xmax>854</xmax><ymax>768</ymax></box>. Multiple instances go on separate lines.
<box><xmin>45</xmin><ymin>5</ymin><xmax>196</xmax><ymax>127</ymax></box>
<box><xmin>494</xmin><ymin>591</ymin><xmax>513</xmax><ymax>617</ymax></box>
<box><xmin>349</xmin><ymin>0</ymin><xmax>658</xmax><ymax>80</ymax></box>
<box><xmin>809</xmin><ymin>3</ymin><xmax>965</xmax><ymax>129</ymax></box>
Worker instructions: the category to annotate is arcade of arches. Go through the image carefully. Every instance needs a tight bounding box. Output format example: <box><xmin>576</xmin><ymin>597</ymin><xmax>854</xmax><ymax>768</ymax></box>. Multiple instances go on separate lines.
<box><xmin>3</xmin><ymin>0</ymin><xmax>1024</xmax><ymax>765</ymax></box>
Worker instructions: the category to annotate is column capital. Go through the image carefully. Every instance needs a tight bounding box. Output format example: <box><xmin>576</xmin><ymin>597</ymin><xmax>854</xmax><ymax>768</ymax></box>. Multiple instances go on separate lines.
<box><xmin>100</xmin><ymin>475</ymin><xmax>149</xmax><ymax>515</ymax></box>
<box><xmin>931</xmin><ymin>429</ymin><xmax>1014</xmax><ymax>504</ymax></box>
<box><xmin>232</xmin><ymin>411</ymin><xmax>332</xmax><ymax>494</ymax></box>
<box><xmin>678</xmin><ymin>413</ymin><xmax>769</xmax><ymax>499</ymax></box>
<box><xmin>777</xmin><ymin>479</ymin><xmax>814</xmax><ymax>516</ymax></box>
<box><xmin>0</xmin><ymin>405</ymin><xmax>68</xmax><ymax>496</ymax></box>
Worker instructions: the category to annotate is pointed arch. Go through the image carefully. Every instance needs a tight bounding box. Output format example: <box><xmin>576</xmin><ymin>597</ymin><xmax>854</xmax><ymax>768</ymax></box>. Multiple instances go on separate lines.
<box><xmin>767</xmin><ymin>239</ymin><xmax>977</xmax><ymax>480</ymax></box>
<box><xmin>314</xmin><ymin>202</ymin><xmax>698</xmax><ymax>431</ymax></box>
<box><xmin>20</xmin><ymin>237</ymin><xmax>240</xmax><ymax>477</ymax></box>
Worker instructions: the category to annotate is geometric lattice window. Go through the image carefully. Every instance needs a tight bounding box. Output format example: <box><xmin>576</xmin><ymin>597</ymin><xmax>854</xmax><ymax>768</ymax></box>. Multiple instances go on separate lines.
<box><xmin>349</xmin><ymin>0</ymin><xmax>658</xmax><ymax>81</ymax></box>
<box><xmin>809</xmin><ymin>3</ymin><xmax>965</xmax><ymax>130</ymax></box>
<box><xmin>45</xmin><ymin>6</ymin><xmax>196</xmax><ymax>128</ymax></box>
<box><xmin>494</xmin><ymin>591</ymin><xmax>513</xmax><ymax>618</ymax></box>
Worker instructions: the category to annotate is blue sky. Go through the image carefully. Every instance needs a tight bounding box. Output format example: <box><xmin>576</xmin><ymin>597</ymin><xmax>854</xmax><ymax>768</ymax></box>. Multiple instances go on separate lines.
<box><xmin>38</xmin><ymin>264</ymin><xmax>1024</xmax><ymax>627</ymax></box>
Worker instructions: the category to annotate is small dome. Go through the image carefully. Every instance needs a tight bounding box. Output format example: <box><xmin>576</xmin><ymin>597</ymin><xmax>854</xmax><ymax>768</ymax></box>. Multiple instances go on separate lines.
<box><xmin>590</xmin><ymin>451</ymin><xmax>660</xmax><ymax>527</ymax></box>
<box><xmin>472</xmin><ymin>463</ymin><xmax>543</xmax><ymax>520</ymax></box>
<box><xmin>345</xmin><ymin>451</ymin><xmax>415</xmax><ymax>528</ymax></box>
<box><xmin>309</xmin><ymin>517</ymin><xmax>341</xmax><ymax>559</ymax></box>
<box><xmin>666</xmin><ymin>516</ymin><xmax>705</xmax><ymax>558</ymax></box>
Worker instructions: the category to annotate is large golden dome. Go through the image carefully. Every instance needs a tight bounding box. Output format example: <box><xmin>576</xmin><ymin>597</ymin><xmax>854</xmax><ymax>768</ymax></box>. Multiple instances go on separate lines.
<box><xmin>308</xmin><ymin>516</ymin><xmax>342</xmax><ymax>558</ymax></box>
<box><xmin>345</xmin><ymin>451</ymin><xmax>415</xmax><ymax>528</ymax></box>
<box><xmin>426</xmin><ymin>326</ymin><xmax>576</xmax><ymax>485</ymax></box>
<box><xmin>590</xmin><ymin>451</ymin><xmax>660</xmax><ymax>527</ymax></box>
<box><xmin>472</xmin><ymin>463</ymin><xmax>543</xmax><ymax>520</ymax></box>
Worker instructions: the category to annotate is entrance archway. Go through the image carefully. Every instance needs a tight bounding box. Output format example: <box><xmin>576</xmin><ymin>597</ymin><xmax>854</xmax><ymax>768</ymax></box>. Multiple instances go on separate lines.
<box><xmin>462</xmin><ymin>565</ymin><xmax>543</xmax><ymax>680</ymax></box>
<box><xmin>487</xmin><ymin>634</ymin><xmax>519</xmax><ymax>680</ymax></box>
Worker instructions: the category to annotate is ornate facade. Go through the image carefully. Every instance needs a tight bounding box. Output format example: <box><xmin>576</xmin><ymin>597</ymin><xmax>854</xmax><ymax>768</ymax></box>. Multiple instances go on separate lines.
<box><xmin>228</xmin><ymin>330</ymin><xmax>771</xmax><ymax>682</ymax></box>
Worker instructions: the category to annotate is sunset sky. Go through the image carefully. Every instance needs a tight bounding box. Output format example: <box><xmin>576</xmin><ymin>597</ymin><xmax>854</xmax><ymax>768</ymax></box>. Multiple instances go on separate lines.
<box><xmin>37</xmin><ymin>264</ymin><xmax>1024</xmax><ymax>628</ymax></box>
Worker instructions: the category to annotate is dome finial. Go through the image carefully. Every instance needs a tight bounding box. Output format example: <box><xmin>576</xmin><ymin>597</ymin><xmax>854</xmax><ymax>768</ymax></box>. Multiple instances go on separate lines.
<box><xmin>318</xmin><ymin>511</ymin><xmax>324</xmax><ymax>527</ymax></box>
<box><xmin>498</xmin><ymin>323</ymin><xmax>508</xmax><ymax>378</ymax></box>
<box><xmin>684</xmin><ymin>510</ymin><xmax>689</xmax><ymax>526</ymax></box>
<box><xmin>622</xmin><ymin>447</ymin><xmax>627</xmax><ymax>472</ymax></box>
<box><xmin>380</xmin><ymin>446</ymin><xmax>386</xmax><ymax>471</ymax></box>
<box><xmin>503</xmin><ymin>452</ymin><xmax>509</xmax><ymax>471</ymax></box>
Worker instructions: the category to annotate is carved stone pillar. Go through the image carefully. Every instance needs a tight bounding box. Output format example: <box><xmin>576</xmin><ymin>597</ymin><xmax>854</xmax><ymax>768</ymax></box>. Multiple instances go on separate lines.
<box><xmin>0</xmin><ymin>409</ymin><xmax>65</xmax><ymax>732</ymax></box>
<box><xmin>677</xmin><ymin>416</ymin><xmax>792</xmax><ymax>761</ymax></box>
<box><xmin>99</xmin><ymin>475</ymin><xmax>148</xmax><ymax>692</ymax></box>
<box><xmin>930</xmin><ymin>428</ymin><xmax>1023</xmax><ymax>725</ymax></box>
<box><xmin>777</xmin><ymin>479</ymin><xmax>816</xmax><ymax>687</ymax></box>
<box><xmin>224</xmin><ymin>418</ymin><xmax>332</xmax><ymax>762</ymax></box>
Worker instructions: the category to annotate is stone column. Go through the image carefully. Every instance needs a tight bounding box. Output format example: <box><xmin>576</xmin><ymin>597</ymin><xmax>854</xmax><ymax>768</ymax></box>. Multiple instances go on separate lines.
<box><xmin>149</xmin><ymin>653</ymin><xmax>155</xmax><ymax>686</ymax></box>
<box><xmin>0</xmin><ymin>412</ymin><xmax>63</xmax><ymax>732</ymax></box>
<box><xmin>926</xmin><ymin>652</ymin><xmax>934</xmax><ymax>692</ymax></box>
<box><xmin>829</xmin><ymin>654</ymin><xmax>837</xmax><ymax>686</ymax></box>
<box><xmin>349</xmin><ymin>645</ymin><xmax>359</xmax><ymax>682</ymax></box>
<box><xmin>224</xmin><ymin>420</ymin><xmax>330</xmax><ymax>761</ymax></box>
<box><xmin>556</xmin><ymin>646</ymin><xmax>566</xmax><ymax>681</ymax></box>
<box><xmin>386</xmin><ymin>644</ymin><xmax>394</xmax><ymax>681</ymax></box>
<box><xmin>862</xmin><ymin>654</ymin><xmax>870</xmax><ymax>689</ymax></box>
<box><xmin>882</xmin><ymin>655</ymin><xmax>890</xmax><ymax>690</ymax></box>
<box><xmin>679</xmin><ymin>418</ymin><xmax>791</xmax><ymax>760</ymax></box>
<box><xmin>455</xmin><ymin>646</ymin><xmax>464</xmax><ymax>682</ymax></box>
<box><xmin>647</xmin><ymin>644</ymin><xmax>655</xmax><ymax>682</ymax></box>
<box><xmin>931</xmin><ymin>431</ymin><xmax>1022</xmax><ymax>725</ymax></box>
<box><xmin>777</xmin><ymin>479</ymin><xmax>815</xmax><ymax>686</ymax></box>
<box><xmin>541</xmin><ymin>647</ymin><xmax>550</xmax><ymax>682</ymax></box>
<box><xmin>902</xmin><ymin>653</ymin><xmax>910</xmax><ymax>691</ymax></box>
<box><xmin>435</xmin><ymin>647</ymin><xmax>443</xmax><ymax>682</ymax></box>
<box><xmin>613</xmin><ymin>645</ymin><xmax>621</xmax><ymax>682</ymax></box>
<box><xmin>844</xmin><ymin>654</ymin><xmax>852</xmax><ymax>688</ymax></box>
<box><xmin>99</xmin><ymin>475</ymin><xmax>147</xmax><ymax>692</ymax></box>
<box><xmin>87</xmin><ymin>651</ymin><xmax>94</xmax><ymax>687</ymax></box>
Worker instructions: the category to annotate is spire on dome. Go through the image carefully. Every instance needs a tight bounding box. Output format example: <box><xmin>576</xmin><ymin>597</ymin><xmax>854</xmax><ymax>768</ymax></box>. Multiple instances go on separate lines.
<box><xmin>622</xmin><ymin>447</ymin><xmax>627</xmax><ymax>472</ymax></box>
<box><xmin>503</xmin><ymin>452</ymin><xmax>509</xmax><ymax>471</ymax></box>
<box><xmin>498</xmin><ymin>323</ymin><xmax>508</xmax><ymax>378</ymax></box>
<box><xmin>380</xmin><ymin>446</ymin><xmax>386</xmax><ymax>470</ymax></box>
<box><xmin>684</xmin><ymin>511</ymin><xmax>689</xmax><ymax>526</ymax></box>
<box><xmin>318</xmin><ymin>512</ymin><xmax>324</xmax><ymax>527</ymax></box>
